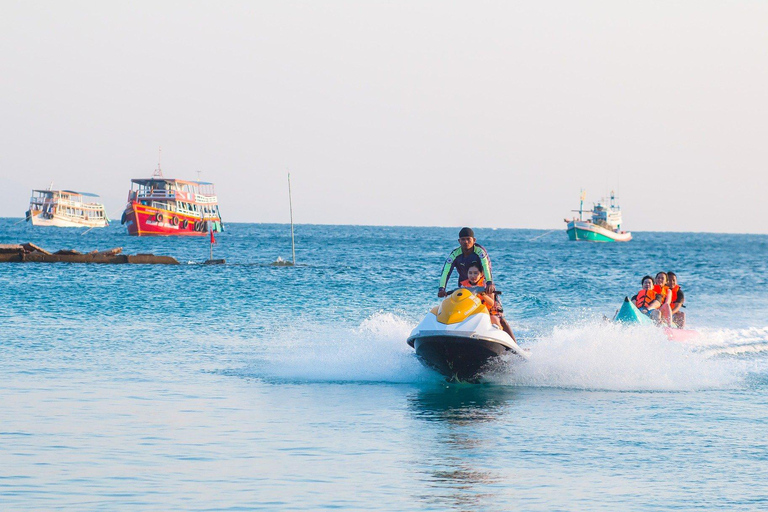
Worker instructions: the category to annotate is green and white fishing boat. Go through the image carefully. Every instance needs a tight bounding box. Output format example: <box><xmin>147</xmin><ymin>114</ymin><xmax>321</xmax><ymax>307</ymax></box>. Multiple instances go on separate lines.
<box><xmin>565</xmin><ymin>190</ymin><xmax>631</xmax><ymax>242</ymax></box>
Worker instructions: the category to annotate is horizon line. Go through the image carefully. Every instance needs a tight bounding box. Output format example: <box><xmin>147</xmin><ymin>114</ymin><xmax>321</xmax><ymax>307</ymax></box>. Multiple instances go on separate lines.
<box><xmin>1</xmin><ymin>217</ymin><xmax>766</xmax><ymax>236</ymax></box>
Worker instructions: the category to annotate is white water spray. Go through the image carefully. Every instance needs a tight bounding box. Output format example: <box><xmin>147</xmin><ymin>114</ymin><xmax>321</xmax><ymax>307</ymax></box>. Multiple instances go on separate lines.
<box><xmin>250</xmin><ymin>314</ymin><xmax>765</xmax><ymax>390</ymax></box>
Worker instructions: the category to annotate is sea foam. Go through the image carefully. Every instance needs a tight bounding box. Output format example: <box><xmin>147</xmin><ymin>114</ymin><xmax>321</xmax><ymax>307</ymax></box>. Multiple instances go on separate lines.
<box><xmin>251</xmin><ymin>313</ymin><xmax>759</xmax><ymax>390</ymax></box>
<box><xmin>491</xmin><ymin>321</ymin><xmax>742</xmax><ymax>391</ymax></box>
<box><xmin>255</xmin><ymin>312</ymin><xmax>434</xmax><ymax>384</ymax></box>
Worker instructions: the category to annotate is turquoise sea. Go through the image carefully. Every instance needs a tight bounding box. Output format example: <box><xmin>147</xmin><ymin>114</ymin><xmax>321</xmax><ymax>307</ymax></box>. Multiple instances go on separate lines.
<box><xmin>1</xmin><ymin>219</ymin><xmax>767</xmax><ymax>511</ymax></box>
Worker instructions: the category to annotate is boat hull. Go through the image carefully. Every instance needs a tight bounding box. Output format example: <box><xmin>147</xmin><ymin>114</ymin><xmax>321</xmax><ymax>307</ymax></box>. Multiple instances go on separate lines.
<box><xmin>613</xmin><ymin>297</ymin><xmax>654</xmax><ymax>325</ymax></box>
<box><xmin>664</xmin><ymin>327</ymin><xmax>699</xmax><ymax>342</ymax></box>
<box><xmin>566</xmin><ymin>221</ymin><xmax>631</xmax><ymax>242</ymax></box>
<box><xmin>28</xmin><ymin>210</ymin><xmax>108</xmax><ymax>228</ymax></box>
<box><xmin>123</xmin><ymin>202</ymin><xmax>221</xmax><ymax>237</ymax></box>
<box><xmin>411</xmin><ymin>335</ymin><xmax>510</xmax><ymax>382</ymax></box>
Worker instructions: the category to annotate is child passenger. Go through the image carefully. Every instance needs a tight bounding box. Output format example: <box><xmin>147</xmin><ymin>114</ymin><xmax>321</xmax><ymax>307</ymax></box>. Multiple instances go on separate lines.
<box><xmin>460</xmin><ymin>262</ymin><xmax>517</xmax><ymax>342</ymax></box>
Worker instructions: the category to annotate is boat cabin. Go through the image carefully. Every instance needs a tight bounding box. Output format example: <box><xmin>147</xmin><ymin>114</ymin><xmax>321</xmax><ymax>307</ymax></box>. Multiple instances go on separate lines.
<box><xmin>591</xmin><ymin>192</ymin><xmax>623</xmax><ymax>231</ymax></box>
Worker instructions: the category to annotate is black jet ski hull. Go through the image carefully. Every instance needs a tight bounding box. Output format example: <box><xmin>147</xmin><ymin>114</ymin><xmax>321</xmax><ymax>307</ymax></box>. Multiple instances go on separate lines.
<box><xmin>411</xmin><ymin>335</ymin><xmax>510</xmax><ymax>382</ymax></box>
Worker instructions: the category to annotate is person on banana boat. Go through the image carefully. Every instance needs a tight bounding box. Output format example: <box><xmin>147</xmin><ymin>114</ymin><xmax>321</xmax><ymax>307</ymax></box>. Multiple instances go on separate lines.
<box><xmin>632</xmin><ymin>275</ymin><xmax>663</xmax><ymax>318</ymax></box>
<box><xmin>437</xmin><ymin>227</ymin><xmax>494</xmax><ymax>298</ymax></box>
<box><xmin>460</xmin><ymin>262</ymin><xmax>517</xmax><ymax>342</ymax></box>
<box><xmin>667</xmin><ymin>271</ymin><xmax>686</xmax><ymax>328</ymax></box>
<box><xmin>653</xmin><ymin>272</ymin><xmax>673</xmax><ymax>326</ymax></box>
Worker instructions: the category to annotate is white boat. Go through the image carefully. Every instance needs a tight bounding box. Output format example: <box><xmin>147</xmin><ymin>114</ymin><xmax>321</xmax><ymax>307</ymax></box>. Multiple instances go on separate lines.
<box><xmin>26</xmin><ymin>188</ymin><xmax>109</xmax><ymax>228</ymax></box>
<box><xmin>564</xmin><ymin>190</ymin><xmax>631</xmax><ymax>242</ymax></box>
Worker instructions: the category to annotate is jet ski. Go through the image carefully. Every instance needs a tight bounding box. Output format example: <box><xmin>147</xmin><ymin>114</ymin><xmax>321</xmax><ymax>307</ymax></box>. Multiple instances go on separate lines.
<box><xmin>407</xmin><ymin>287</ymin><xmax>528</xmax><ymax>382</ymax></box>
<box><xmin>613</xmin><ymin>297</ymin><xmax>699</xmax><ymax>341</ymax></box>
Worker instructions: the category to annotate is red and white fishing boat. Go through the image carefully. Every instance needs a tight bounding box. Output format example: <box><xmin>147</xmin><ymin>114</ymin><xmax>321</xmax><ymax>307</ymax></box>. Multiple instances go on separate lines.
<box><xmin>121</xmin><ymin>166</ymin><xmax>223</xmax><ymax>236</ymax></box>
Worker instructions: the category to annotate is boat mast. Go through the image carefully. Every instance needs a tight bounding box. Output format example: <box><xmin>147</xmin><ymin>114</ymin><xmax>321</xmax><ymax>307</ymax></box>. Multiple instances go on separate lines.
<box><xmin>288</xmin><ymin>172</ymin><xmax>295</xmax><ymax>266</ymax></box>
<box><xmin>579</xmin><ymin>189</ymin><xmax>586</xmax><ymax>221</ymax></box>
<box><xmin>153</xmin><ymin>146</ymin><xmax>163</xmax><ymax>178</ymax></box>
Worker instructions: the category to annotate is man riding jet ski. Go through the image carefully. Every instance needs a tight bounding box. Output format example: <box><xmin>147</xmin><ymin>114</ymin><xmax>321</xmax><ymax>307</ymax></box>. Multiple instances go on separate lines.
<box><xmin>407</xmin><ymin>285</ymin><xmax>528</xmax><ymax>382</ymax></box>
<box><xmin>437</xmin><ymin>227</ymin><xmax>516</xmax><ymax>340</ymax></box>
<box><xmin>410</xmin><ymin>228</ymin><xmax>527</xmax><ymax>382</ymax></box>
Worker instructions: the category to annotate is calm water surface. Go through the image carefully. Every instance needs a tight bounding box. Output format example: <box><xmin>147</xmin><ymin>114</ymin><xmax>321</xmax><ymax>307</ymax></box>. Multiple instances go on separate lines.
<box><xmin>1</xmin><ymin>220</ymin><xmax>767</xmax><ymax>510</ymax></box>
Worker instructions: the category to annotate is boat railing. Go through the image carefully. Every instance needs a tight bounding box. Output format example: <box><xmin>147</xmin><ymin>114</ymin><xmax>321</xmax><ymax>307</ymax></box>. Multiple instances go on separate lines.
<box><xmin>54</xmin><ymin>207</ymin><xmax>106</xmax><ymax>219</ymax></box>
<box><xmin>29</xmin><ymin>197</ymin><xmax>55</xmax><ymax>206</ymax></box>
<box><xmin>137</xmin><ymin>190</ymin><xmax>218</xmax><ymax>205</ymax></box>
<box><xmin>146</xmin><ymin>203</ymin><xmax>205</xmax><ymax>219</ymax></box>
<box><xmin>65</xmin><ymin>199</ymin><xmax>105</xmax><ymax>209</ymax></box>
<box><xmin>138</xmin><ymin>190</ymin><xmax>176</xmax><ymax>200</ymax></box>
<box><xmin>176</xmin><ymin>207</ymin><xmax>202</xmax><ymax>218</ymax></box>
<box><xmin>151</xmin><ymin>201</ymin><xmax>177</xmax><ymax>211</ymax></box>
<box><xmin>30</xmin><ymin>197</ymin><xmax>104</xmax><ymax>210</ymax></box>
<box><xmin>194</xmin><ymin>194</ymin><xmax>218</xmax><ymax>204</ymax></box>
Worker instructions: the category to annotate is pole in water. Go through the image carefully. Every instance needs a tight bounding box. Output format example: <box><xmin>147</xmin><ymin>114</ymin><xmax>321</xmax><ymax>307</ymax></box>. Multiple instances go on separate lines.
<box><xmin>204</xmin><ymin>221</ymin><xmax>224</xmax><ymax>264</ymax></box>
<box><xmin>288</xmin><ymin>172</ymin><xmax>295</xmax><ymax>266</ymax></box>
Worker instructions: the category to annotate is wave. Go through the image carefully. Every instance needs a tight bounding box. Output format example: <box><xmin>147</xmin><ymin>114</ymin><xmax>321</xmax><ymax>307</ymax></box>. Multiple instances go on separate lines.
<box><xmin>243</xmin><ymin>313</ymin><xmax>768</xmax><ymax>391</ymax></box>
<box><xmin>250</xmin><ymin>312</ymin><xmax>436</xmax><ymax>384</ymax></box>
<box><xmin>490</xmin><ymin>321</ymin><xmax>743</xmax><ymax>391</ymax></box>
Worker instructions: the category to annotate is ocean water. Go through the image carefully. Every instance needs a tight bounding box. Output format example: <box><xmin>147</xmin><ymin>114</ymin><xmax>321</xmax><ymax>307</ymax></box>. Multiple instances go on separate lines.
<box><xmin>1</xmin><ymin>219</ymin><xmax>767</xmax><ymax>511</ymax></box>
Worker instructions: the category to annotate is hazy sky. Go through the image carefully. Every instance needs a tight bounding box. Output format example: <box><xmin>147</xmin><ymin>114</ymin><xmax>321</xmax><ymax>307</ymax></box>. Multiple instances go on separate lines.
<box><xmin>1</xmin><ymin>1</ymin><xmax>766</xmax><ymax>233</ymax></box>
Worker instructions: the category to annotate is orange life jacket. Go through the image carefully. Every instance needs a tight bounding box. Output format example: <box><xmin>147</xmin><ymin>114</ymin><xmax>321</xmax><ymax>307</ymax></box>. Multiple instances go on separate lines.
<box><xmin>461</xmin><ymin>276</ymin><xmax>485</xmax><ymax>287</ymax></box>
<box><xmin>635</xmin><ymin>289</ymin><xmax>657</xmax><ymax>309</ymax></box>
<box><xmin>669</xmin><ymin>285</ymin><xmax>680</xmax><ymax>304</ymax></box>
<box><xmin>460</xmin><ymin>278</ymin><xmax>495</xmax><ymax>312</ymax></box>
<box><xmin>653</xmin><ymin>284</ymin><xmax>669</xmax><ymax>304</ymax></box>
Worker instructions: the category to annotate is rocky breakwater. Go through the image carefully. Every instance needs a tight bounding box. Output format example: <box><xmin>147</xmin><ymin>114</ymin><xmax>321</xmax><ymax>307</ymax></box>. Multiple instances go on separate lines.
<box><xmin>0</xmin><ymin>243</ymin><xmax>179</xmax><ymax>265</ymax></box>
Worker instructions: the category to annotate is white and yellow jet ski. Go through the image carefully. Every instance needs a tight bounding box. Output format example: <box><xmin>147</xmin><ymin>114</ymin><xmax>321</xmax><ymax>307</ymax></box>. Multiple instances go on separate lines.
<box><xmin>407</xmin><ymin>287</ymin><xmax>528</xmax><ymax>382</ymax></box>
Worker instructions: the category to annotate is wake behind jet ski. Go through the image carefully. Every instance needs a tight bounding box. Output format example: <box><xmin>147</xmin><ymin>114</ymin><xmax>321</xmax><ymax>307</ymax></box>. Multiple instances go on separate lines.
<box><xmin>407</xmin><ymin>287</ymin><xmax>528</xmax><ymax>382</ymax></box>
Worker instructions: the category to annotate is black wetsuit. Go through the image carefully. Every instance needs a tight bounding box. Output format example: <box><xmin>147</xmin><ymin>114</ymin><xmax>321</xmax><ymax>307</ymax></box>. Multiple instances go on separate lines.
<box><xmin>438</xmin><ymin>244</ymin><xmax>493</xmax><ymax>289</ymax></box>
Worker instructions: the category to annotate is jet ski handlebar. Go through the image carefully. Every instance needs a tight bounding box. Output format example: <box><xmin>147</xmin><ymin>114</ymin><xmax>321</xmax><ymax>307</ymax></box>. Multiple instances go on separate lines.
<box><xmin>446</xmin><ymin>287</ymin><xmax>503</xmax><ymax>296</ymax></box>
